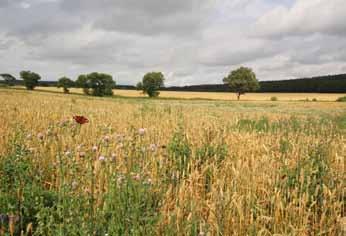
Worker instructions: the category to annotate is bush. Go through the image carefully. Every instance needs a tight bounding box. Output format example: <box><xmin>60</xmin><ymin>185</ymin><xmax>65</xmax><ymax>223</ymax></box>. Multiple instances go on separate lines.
<box><xmin>270</xmin><ymin>96</ymin><xmax>278</xmax><ymax>101</ymax></box>
<box><xmin>312</xmin><ymin>98</ymin><xmax>317</xmax><ymax>102</ymax></box>
<box><xmin>336</xmin><ymin>96</ymin><xmax>346</xmax><ymax>102</ymax></box>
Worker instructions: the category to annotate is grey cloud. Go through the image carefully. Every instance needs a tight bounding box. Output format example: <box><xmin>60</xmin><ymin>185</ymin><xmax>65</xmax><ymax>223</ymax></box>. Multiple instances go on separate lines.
<box><xmin>0</xmin><ymin>0</ymin><xmax>345</xmax><ymax>86</ymax></box>
<box><xmin>60</xmin><ymin>0</ymin><xmax>214</xmax><ymax>36</ymax></box>
<box><xmin>255</xmin><ymin>0</ymin><xmax>346</xmax><ymax>38</ymax></box>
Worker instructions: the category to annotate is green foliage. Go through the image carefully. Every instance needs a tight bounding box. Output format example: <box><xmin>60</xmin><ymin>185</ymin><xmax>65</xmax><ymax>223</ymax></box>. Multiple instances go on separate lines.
<box><xmin>0</xmin><ymin>137</ymin><xmax>58</xmax><ymax>235</ymax></box>
<box><xmin>101</xmin><ymin>174</ymin><xmax>161</xmax><ymax>235</ymax></box>
<box><xmin>223</xmin><ymin>66</ymin><xmax>259</xmax><ymax>100</ymax></box>
<box><xmin>57</xmin><ymin>77</ymin><xmax>74</xmax><ymax>93</ymax></box>
<box><xmin>270</xmin><ymin>96</ymin><xmax>278</xmax><ymax>101</ymax></box>
<box><xmin>336</xmin><ymin>96</ymin><xmax>346</xmax><ymax>102</ymax></box>
<box><xmin>279</xmin><ymin>144</ymin><xmax>333</xmax><ymax>220</ymax></box>
<box><xmin>0</xmin><ymin>73</ymin><xmax>16</xmax><ymax>86</ymax></box>
<box><xmin>20</xmin><ymin>71</ymin><xmax>41</xmax><ymax>90</ymax></box>
<box><xmin>76</xmin><ymin>72</ymin><xmax>115</xmax><ymax>96</ymax></box>
<box><xmin>168</xmin><ymin>127</ymin><xmax>191</xmax><ymax>180</ymax></box>
<box><xmin>138</xmin><ymin>72</ymin><xmax>165</xmax><ymax>97</ymax></box>
<box><xmin>236</xmin><ymin>117</ymin><xmax>270</xmax><ymax>132</ymax></box>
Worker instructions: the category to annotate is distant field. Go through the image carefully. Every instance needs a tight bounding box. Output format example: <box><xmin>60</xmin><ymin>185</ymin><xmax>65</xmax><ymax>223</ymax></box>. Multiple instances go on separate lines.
<box><xmin>24</xmin><ymin>86</ymin><xmax>346</xmax><ymax>101</ymax></box>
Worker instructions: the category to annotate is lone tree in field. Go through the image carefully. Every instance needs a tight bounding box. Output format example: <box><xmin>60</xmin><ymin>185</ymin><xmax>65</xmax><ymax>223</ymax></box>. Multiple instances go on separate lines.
<box><xmin>137</xmin><ymin>72</ymin><xmax>165</xmax><ymax>97</ymax></box>
<box><xmin>223</xmin><ymin>66</ymin><xmax>259</xmax><ymax>100</ymax></box>
<box><xmin>57</xmin><ymin>77</ymin><xmax>75</xmax><ymax>93</ymax></box>
<box><xmin>76</xmin><ymin>72</ymin><xmax>115</xmax><ymax>96</ymax></box>
<box><xmin>20</xmin><ymin>71</ymin><xmax>41</xmax><ymax>90</ymax></box>
<box><xmin>0</xmin><ymin>73</ymin><xmax>16</xmax><ymax>86</ymax></box>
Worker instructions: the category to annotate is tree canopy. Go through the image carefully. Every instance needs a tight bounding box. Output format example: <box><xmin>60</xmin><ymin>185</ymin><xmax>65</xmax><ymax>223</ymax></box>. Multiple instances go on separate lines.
<box><xmin>57</xmin><ymin>77</ymin><xmax>75</xmax><ymax>93</ymax></box>
<box><xmin>76</xmin><ymin>72</ymin><xmax>115</xmax><ymax>96</ymax></box>
<box><xmin>223</xmin><ymin>67</ymin><xmax>259</xmax><ymax>100</ymax></box>
<box><xmin>0</xmin><ymin>73</ymin><xmax>16</xmax><ymax>86</ymax></box>
<box><xmin>20</xmin><ymin>71</ymin><xmax>41</xmax><ymax>90</ymax></box>
<box><xmin>137</xmin><ymin>72</ymin><xmax>165</xmax><ymax>97</ymax></box>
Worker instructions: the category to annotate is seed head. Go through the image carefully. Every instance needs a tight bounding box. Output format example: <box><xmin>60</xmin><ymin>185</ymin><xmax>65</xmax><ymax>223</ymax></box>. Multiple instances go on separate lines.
<box><xmin>103</xmin><ymin>135</ymin><xmax>110</xmax><ymax>142</ymax></box>
<box><xmin>79</xmin><ymin>152</ymin><xmax>86</xmax><ymax>158</ymax></box>
<box><xmin>37</xmin><ymin>133</ymin><xmax>44</xmax><ymax>140</ymax></box>
<box><xmin>138</xmin><ymin>128</ymin><xmax>146</xmax><ymax>136</ymax></box>
<box><xmin>92</xmin><ymin>145</ymin><xmax>98</xmax><ymax>152</ymax></box>
<box><xmin>149</xmin><ymin>144</ymin><xmax>157</xmax><ymax>152</ymax></box>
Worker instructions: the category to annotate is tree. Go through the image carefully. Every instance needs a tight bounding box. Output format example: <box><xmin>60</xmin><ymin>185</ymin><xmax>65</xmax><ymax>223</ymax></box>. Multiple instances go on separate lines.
<box><xmin>76</xmin><ymin>74</ymin><xmax>89</xmax><ymax>95</ymax></box>
<box><xmin>223</xmin><ymin>66</ymin><xmax>259</xmax><ymax>100</ymax></box>
<box><xmin>0</xmin><ymin>73</ymin><xmax>16</xmax><ymax>86</ymax></box>
<box><xmin>57</xmin><ymin>77</ymin><xmax>75</xmax><ymax>93</ymax></box>
<box><xmin>76</xmin><ymin>72</ymin><xmax>115</xmax><ymax>96</ymax></box>
<box><xmin>138</xmin><ymin>72</ymin><xmax>165</xmax><ymax>97</ymax></box>
<box><xmin>20</xmin><ymin>71</ymin><xmax>41</xmax><ymax>90</ymax></box>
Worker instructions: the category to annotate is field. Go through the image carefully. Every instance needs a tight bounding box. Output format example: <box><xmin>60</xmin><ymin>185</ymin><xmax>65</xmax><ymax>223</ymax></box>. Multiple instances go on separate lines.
<box><xmin>17</xmin><ymin>86</ymin><xmax>346</xmax><ymax>101</ymax></box>
<box><xmin>0</xmin><ymin>88</ymin><xmax>345</xmax><ymax>235</ymax></box>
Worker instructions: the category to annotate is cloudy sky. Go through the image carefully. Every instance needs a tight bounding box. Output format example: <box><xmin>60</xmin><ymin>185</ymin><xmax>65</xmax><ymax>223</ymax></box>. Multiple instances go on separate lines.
<box><xmin>0</xmin><ymin>0</ymin><xmax>345</xmax><ymax>86</ymax></box>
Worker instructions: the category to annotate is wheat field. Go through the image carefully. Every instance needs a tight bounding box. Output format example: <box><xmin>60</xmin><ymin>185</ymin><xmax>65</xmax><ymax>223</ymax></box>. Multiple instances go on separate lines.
<box><xmin>20</xmin><ymin>86</ymin><xmax>346</xmax><ymax>101</ymax></box>
<box><xmin>0</xmin><ymin>88</ymin><xmax>345</xmax><ymax>235</ymax></box>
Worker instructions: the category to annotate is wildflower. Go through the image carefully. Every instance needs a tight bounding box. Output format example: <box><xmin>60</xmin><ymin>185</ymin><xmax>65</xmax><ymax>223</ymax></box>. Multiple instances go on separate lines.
<box><xmin>103</xmin><ymin>135</ymin><xmax>110</xmax><ymax>142</ymax></box>
<box><xmin>144</xmin><ymin>178</ymin><xmax>153</xmax><ymax>185</ymax></box>
<box><xmin>149</xmin><ymin>144</ymin><xmax>157</xmax><ymax>152</ymax></box>
<box><xmin>132</xmin><ymin>174</ymin><xmax>141</xmax><ymax>181</ymax></box>
<box><xmin>37</xmin><ymin>133</ymin><xmax>44</xmax><ymax>140</ymax></box>
<box><xmin>76</xmin><ymin>144</ymin><xmax>82</xmax><ymax>151</ymax></box>
<box><xmin>64</xmin><ymin>151</ymin><xmax>71</xmax><ymax>156</ymax></box>
<box><xmin>79</xmin><ymin>152</ymin><xmax>86</xmax><ymax>158</ymax></box>
<box><xmin>111</xmin><ymin>153</ymin><xmax>116</xmax><ymax>162</ymax></box>
<box><xmin>92</xmin><ymin>145</ymin><xmax>98</xmax><ymax>152</ymax></box>
<box><xmin>138</xmin><ymin>128</ymin><xmax>146</xmax><ymax>136</ymax></box>
<box><xmin>117</xmin><ymin>176</ymin><xmax>125</xmax><ymax>185</ymax></box>
<box><xmin>73</xmin><ymin>115</ymin><xmax>89</xmax><ymax>125</ymax></box>
<box><xmin>72</xmin><ymin>181</ymin><xmax>78</xmax><ymax>190</ymax></box>
<box><xmin>99</xmin><ymin>155</ymin><xmax>106</xmax><ymax>162</ymax></box>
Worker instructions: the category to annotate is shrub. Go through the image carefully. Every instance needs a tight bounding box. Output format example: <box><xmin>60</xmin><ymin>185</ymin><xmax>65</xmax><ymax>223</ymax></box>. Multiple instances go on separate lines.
<box><xmin>336</xmin><ymin>96</ymin><xmax>346</xmax><ymax>102</ymax></box>
<box><xmin>312</xmin><ymin>98</ymin><xmax>317</xmax><ymax>102</ymax></box>
<box><xmin>270</xmin><ymin>96</ymin><xmax>278</xmax><ymax>101</ymax></box>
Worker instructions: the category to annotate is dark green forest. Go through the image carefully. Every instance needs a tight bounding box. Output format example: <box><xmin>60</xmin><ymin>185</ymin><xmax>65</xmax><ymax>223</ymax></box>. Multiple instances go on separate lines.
<box><xmin>163</xmin><ymin>74</ymin><xmax>346</xmax><ymax>93</ymax></box>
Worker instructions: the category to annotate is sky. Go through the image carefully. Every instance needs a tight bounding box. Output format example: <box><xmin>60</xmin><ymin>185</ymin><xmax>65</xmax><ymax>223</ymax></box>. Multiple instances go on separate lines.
<box><xmin>0</xmin><ymin>0</ymin><xmax>345</xmax><ymax>86</ymax></box>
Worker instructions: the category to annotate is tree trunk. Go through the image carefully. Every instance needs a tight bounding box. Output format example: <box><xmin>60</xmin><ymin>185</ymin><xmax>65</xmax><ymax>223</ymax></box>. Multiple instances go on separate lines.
<box><xmin>237</xmin><ymin>92</ymin><xmax>240</xmax><ymax>101</ymax></box>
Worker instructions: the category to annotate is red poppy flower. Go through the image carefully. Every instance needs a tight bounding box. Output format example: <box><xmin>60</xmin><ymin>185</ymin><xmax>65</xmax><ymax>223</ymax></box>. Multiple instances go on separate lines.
<box><xmin>73</xmin><ymin>115</ymin><xmax>89</xmax><ymax>125</ymax></box>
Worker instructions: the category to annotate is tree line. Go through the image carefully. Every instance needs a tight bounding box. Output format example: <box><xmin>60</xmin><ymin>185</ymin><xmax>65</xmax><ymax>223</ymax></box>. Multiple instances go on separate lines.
<box><xmin>1</xmin><ymin>69</ymin><xmax>346</xmax><ymax>99</ymax></box>
<box><xmin>0</xmin><ymin>67</ymin><xmax>259</xmax><ymax>99</ymax></box>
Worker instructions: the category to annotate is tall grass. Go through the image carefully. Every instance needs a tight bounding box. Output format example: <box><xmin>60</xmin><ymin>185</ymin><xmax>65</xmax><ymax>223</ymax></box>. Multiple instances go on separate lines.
<box><xmin>0</xmin><ymin>90</ymin><xmax>344</xmax><ymax>235</ymax></box>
